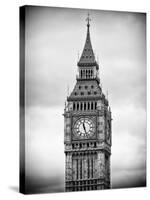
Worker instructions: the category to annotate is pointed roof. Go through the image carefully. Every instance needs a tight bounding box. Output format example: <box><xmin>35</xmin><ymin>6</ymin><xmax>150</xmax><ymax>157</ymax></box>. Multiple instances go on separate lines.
<box><xmin>77</xmin><ymin>14</ymin><xmax>99</xmax><ymax>69</ymax></box>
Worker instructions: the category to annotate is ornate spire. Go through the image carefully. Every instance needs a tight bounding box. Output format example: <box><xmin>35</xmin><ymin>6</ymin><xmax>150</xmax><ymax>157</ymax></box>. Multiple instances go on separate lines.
<box><xmin>78</xmin><ymin>14</ymin><xmax>99</xmax><ymax>69</ymax></box>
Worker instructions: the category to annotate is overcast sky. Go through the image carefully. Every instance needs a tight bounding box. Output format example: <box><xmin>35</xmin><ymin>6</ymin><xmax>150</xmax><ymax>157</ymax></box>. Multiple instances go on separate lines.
<box><xmin>24</xmin><ymin>6</ymin><xmax>146</xmax><ymax>193</ymax></box>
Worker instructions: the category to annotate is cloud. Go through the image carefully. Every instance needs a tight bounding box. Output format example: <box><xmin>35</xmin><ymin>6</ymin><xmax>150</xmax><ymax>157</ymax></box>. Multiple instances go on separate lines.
<box><xmin>111</xmin><ymin>104</ymin><xmax>146</xmax><ymax>189</ymax></box>
<box><xmin>25</xmin><ymin>106</ymin><xmax>65</xmax><ymax>193</ymax></box>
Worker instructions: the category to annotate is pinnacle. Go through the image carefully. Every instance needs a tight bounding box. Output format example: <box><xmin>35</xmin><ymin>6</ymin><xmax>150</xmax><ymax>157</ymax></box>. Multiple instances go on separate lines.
<box><xmin>78</xmin><ymin>18</ymin><xmax>98</xmax><ymax>68</ymax></box>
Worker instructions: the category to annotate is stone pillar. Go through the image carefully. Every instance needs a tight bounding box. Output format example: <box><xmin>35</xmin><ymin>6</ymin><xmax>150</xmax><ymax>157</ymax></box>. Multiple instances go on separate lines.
<box><xmin>78</xmin><ymin>156</ymin><xmax>80</xmax><ymax>180</ymax></box>
<box><xmin>64</xmin><ymin>116</ymin><xmax>71</xmax><ymax>143</ymax></box>
<box><xmin>91</xmin><ymin>156</ymin><xmax>93</xmax><ymax>179</ymax></box>
<box><xmin>97</xmin><ymin>151</ymin><xmax>105</xmax><ymax>178</ymax></box>
<box><xmin>65</xmin><ymin>153</ymin><xmax>72</xmax><ymax>181</ymax></box>
<box><xmin>75</xmin><ymin>158</ymin><xmax>77</xmax><ymax>180</ymax></box>
<box><xmin>89</xmin><ymin>155</ymin><xmax>92</xmax><ymax>179</ymax></box>
<box><xmin>82</xmin><ymin>155</ymin><xmax>85</xmax><ymax>179</ymax></box>
<box><xmin>97</xmin><ymin>116</ymin><xmax>105</xmax><ymax>141</ymax></box>
<box><xmin>84</xmin><ymin>153</ymin><xmax>88</xmax><ymax>179</ymax></box>
<box><xmin>72</xmin><ymin>157</ymin><xmax>76</xmax><ymax>181</ymax></box>
<box><xmin>93</xmin><ymin>153</ymin><xmax>96</xmax><ymax>179</ymax></box>
<box><xmin>76</xmin><ymin>158</ymin><xmax>78</xmax><ymax>180</ymax></box>
<box><xmin>95</xmin><ymin>152</ymin><xmax>99</xmax><ymax>178</ymax></box>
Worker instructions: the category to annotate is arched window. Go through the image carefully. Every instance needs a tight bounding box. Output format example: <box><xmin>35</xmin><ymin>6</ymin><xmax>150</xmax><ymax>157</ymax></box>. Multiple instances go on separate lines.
<box><xmin>84</xmin><ymin>102</ymin><xmax>86</xmax><ymax>110</ymax></box>
<box><xmin>91</xmin><ymin>102</ymin><xmax>93</xmax><ymax>110</ymax></box>
<box><xmin>77</xmin><ymin>103</ymin><xmax>79</xmax><ymax>110</ymax></box>
<box><xmin>81</xmin><ymin>70</ymin><xmax>82</xmax><ymax>78</ymax></box>
<box><xmin>73</xmin><ymin>102</ymin><xmax>75</xmax><ymax>110</ymax></box>
<box><xmin>80</xmin><ymin>159</ymin><xmax>82</xmax><ymax>179</ymax></box>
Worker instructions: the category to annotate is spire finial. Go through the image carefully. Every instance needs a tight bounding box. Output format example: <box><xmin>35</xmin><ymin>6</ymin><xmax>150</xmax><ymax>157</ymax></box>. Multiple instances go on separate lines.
<box><xmin>86</xmin><ymin>12</ymin><xmax>91</xmax><ymax>28</ymax></box>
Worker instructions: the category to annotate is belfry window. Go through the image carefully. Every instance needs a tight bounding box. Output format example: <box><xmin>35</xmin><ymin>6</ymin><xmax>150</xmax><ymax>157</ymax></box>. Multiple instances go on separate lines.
<box><xmin>91</xmin><ymin>102</ymin><xmax>93</xmax><ymax>110</ymax></box>
<box><xmin>77</xmin><ymin>103</ymin><xmax>79</xmax><ymax>110</ymax></box>
<box><xmin>81</xmin><ymin>70</ymin><xmax>82</xmax><ymax>78</ymax></box>
<box><xmin>73</xmin><ymin>102</ymin><xmax>75</xmax><ymax>110</ymax></box>
<box><xmin>84</xmin><ymin>102</ymin><xmax>86</xmax><ymax>110</ymax></box>
<box><xmin>80</xmin><ymin>159</ymin><xmax>82</xmax><ymax>179</ymax></box>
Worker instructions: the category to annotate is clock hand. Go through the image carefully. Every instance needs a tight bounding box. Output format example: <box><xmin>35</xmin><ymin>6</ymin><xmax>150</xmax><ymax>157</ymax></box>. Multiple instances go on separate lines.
<box><xmin>83</xmin><ymin>123</ymin><xmax>86</xmax><ymax>133</ymax></box>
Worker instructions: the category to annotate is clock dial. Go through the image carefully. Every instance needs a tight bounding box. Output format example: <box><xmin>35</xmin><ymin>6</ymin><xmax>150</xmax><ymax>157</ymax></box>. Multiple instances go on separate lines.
<box><xmin>73</xmin><ymin>118</ymin><xmax>95</xmax><ymax>139</ymax></box>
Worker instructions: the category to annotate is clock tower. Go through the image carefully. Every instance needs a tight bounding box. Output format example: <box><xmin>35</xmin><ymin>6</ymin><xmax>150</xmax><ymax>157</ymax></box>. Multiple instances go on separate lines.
<box><xmin>64</xmin><ymin>15</ymin><xmax>112</xmax><ymax>192</ymax></box>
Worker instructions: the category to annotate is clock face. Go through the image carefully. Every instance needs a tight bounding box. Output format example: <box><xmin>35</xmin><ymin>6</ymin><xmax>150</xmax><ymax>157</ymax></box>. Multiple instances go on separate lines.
<box><xmin>73</xmin><ymin>118</ymin><xmax>95</xmax><ymax>139</ymax></box>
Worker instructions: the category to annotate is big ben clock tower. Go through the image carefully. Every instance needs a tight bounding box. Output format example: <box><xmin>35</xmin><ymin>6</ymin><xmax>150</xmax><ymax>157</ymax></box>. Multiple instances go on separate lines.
<box><xmin>64</xmin><ymin>15</ymin><xmax>112</xmax><ymax>192</ymax></box>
